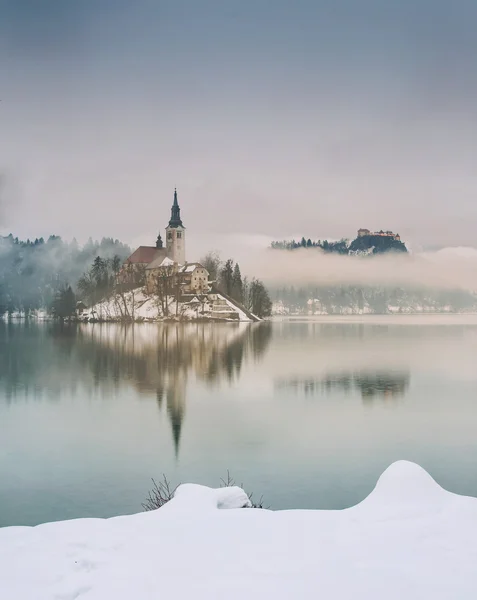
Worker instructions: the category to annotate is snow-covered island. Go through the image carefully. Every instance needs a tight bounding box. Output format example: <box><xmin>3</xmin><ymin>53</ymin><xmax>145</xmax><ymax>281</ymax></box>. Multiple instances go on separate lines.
<box><xmin>78</xmin><ymin>287</ymin><xmax>259</xmax><ymax>323</ymax></box>
<box><xmin>1</xmin><ymin>461</ymin><xmax>476</xmax><ymax>599</ymax></box>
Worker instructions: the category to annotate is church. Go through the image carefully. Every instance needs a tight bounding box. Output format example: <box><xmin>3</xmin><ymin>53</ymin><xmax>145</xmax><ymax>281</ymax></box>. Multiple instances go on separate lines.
<box><xmin>122</xmin><ymin>189</ymin><xmax>210</xmax><ymax>296</ymax></box>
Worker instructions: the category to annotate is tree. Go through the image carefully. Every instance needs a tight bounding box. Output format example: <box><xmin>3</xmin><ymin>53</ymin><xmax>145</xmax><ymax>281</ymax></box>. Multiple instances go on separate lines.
<box><xmin>110</xmin><ymin>254</ymin><xmax>122</xmax><ymax>275</ymax></box>
<box><xmin>231</xmin><ymin>262</ymin><xmax>243</xmax><ymax>303</ymax></box>
<box><xmin>152</xmin><ymin>264</ymin><xmax>176</xmax><ymax>317</ymax></box>
<box><xmin>246</xmin><ymin>278</ymin><xmax>272</xmax><ymax>318</ymax></box>
<box><xmin>200</xmin><ymin>251</ymin><xmax>221</xmax><ymax>283</ymax></box>
<box><xmin>77</xmin><ymin>271</ymin><xmax>96</xmax><ymax>306</ymax></box>
<box><xmin>0</xmin><ymin>283</ymin><xmax>7</xmax><ymax>317</ymax></box>
<box><xmin>219</xmin><ymin>259</ymin><xmax>234</xmax><ymax>296</ymax></box>
<box><xmin>91</xmin><ymin>256</ymin><xmax>107</xmax><ymax>286</ymax></box>
<box><xmin>51</xmin><ymin>285</ymin><xmax>76</xmax><ymax>320</ymax></box>
<box><xmin>0</xmin><ymin>233</ymin><xmax>131</xmax><ymax>316</ymax></box>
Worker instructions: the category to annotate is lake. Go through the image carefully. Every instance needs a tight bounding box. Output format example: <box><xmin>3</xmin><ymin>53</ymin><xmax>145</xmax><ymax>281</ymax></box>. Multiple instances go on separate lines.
<box><xmin>1</xmin><ymin>317</ymin><xmax>477</xmax><ymax>526</ymax></box>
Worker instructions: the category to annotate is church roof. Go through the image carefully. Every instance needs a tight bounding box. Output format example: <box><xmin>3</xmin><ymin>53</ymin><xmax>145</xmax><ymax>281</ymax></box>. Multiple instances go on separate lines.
<box><xmin>168</xmin><ymin>188</ymin><xmax>184</xmax><ymax>228</ymax></box>
<box><xmin>145</xmin><ymin>250</ymin><xmax>170</xmax><ymax>269</ymax></box>
<box><xmin>125</xmin><ymin>246</ymin><xmax>164</xmax><ymax>264</ymax></box>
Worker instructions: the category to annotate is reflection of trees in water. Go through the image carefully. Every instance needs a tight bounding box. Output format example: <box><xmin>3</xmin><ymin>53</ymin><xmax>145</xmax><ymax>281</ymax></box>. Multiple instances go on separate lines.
<box><xmin>0</xmin><ymin>321</ymin><xmax>85</xmax><ymax>401</ymax></box>
<box><xmin>278</xmin><ymin>322</ymin><xmax>475</xmax><ymax>342</ymax></box>
<box><xmin>275</xmin><ymin>370</ymin><xmax>410</xmax><ymax>402</ymax></box>
<box><xmin>0</xmin><ymin>322</ymin><xmax>272</xmax><ymax>455</ymax></box>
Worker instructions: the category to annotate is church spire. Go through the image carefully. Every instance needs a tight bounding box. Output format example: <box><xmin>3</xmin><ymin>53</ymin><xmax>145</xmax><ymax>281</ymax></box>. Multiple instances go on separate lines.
<box><xmin>168</xmin><ymin>188</ymin><xmax>183</xmax><ymax>228</ymax></box>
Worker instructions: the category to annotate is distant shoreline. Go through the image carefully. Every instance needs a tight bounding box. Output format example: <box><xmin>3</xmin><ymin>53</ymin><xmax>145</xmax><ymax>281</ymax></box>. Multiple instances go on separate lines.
<box><xmin>272</xmin><ymin>314</ymin><xmax>477</xmax><ymax>325</ymax></box>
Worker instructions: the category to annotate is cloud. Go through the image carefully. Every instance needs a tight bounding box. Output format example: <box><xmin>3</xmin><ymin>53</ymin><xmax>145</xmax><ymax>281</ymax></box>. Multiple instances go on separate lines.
<box><xmin>242</xmin><ymin>247</ymin><xmax>477</xmax><ymax>291</ymax></box>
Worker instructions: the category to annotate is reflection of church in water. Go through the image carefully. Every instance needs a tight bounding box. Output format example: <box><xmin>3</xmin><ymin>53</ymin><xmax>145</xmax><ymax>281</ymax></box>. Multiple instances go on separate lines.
<box><xmin>81</xmin><ymin>322</ymin><xmax>272</xmax><ymax>456</ymax></box>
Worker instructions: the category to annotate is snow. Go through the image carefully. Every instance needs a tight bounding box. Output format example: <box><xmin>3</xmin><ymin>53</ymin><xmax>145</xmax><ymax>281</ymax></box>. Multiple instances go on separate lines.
<box><xmin>223</xmin><ymin>296</ymin><xmax>249</xmax><ymax>321</ymax></box>
<box><xmin>181</xmin><ymin>264</ymin><xmax>198</xmax><ymax>273</ymax></box>
<box><xmin>160</xmin><ymin>256</ymin><xmax>175</xmax><ymax>267</ymax></box>
<box><xmin>81</xmin><ymin>288</ymin><xmax>253</xmax><ymax>322</ymax></box>
<box><xmin>1</xmin><ymin>461</ymin><xmax>477</xmax><ymax>599</ymax></box>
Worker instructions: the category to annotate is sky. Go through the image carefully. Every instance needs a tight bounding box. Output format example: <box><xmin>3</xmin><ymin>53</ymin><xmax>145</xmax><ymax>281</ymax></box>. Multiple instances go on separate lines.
<box><xmin>1</xmin><ymin>0</ymin><xmax>477</xmax><ymax>257</ymax></box>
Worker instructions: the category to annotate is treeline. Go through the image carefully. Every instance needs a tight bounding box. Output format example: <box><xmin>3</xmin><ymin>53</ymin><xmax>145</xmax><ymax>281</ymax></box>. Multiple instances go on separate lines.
<box><xmin>272</xmin><ymin>285</ymin><xmax>477</xmax><ymax>314</ymax></box>
<box><xmin>0</xmin><ymin>234</ymin><xmax>131</xmax><ymax>317</ymax></box>
<box><xmin>271</xmin><ymin>235</ymin><xmax>407</xmax><ymax>254</ymax></box>
<box><xmin>201</xmin><ymin>252</ymin><xmax>272</xmax><ymax>318</ymax></box>
<box><xmin>77</xmin><ymin>255</ymin><xmax>123</xmax><ymax>308</ymax></box>
<box><xmin>271</xmin><ymin>237</ymin><xmax>349</xmax><ymax>253</ymax></box>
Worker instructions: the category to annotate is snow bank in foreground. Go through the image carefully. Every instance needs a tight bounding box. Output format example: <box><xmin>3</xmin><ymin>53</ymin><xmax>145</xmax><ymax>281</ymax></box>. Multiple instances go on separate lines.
<box><xmin>1</xmin><ymin>461</ymin><xmax>477</xmax><ymax>599</ymax></box>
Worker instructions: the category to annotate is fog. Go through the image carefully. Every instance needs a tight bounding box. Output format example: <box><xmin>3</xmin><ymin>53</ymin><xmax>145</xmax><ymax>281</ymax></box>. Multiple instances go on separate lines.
<box><xmin>242</xmin><ymin>247</ymin><xmax>477</xmax><ymax>291</ymax></box>
<box><xmin>1</xmin><ymin>2</ymin><xmax>477</xmax><ymax>248</ymax></box>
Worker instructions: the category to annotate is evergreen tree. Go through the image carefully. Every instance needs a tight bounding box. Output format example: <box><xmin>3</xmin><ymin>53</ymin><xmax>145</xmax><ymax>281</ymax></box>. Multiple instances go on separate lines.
<box><xmin>91</xmin><ymin>256</ymin><xmax>107</xmax><ymax>284</ymax></box>
<box><xmin>51</xmin><ymin>285</ymin><xmax>76</xmax><ymax>320</ymax></box>
<box><xmin>231</xmin><ymin>262</ymin><xmax>243</xmax><ymax>303</ymax></box>
<box><xmin>110</xmin><ymin>255</ymin><xmax>122</xmax><ymax>275</ymax></box>
<box><xmin>219</xmin><ymin>259</ymin><xmax>234</xmax><ymax>296</ymax></box>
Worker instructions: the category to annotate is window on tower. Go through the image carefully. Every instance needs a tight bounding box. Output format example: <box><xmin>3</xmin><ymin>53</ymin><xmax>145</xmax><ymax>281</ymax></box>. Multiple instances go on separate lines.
<box><xmin>177</xmin><ymin>232</ymin><xmax>182</xmax><ymax>238</ymax></box>
<box><xmin>168</xmin><ymin>232</ymin><xmax>172</xmax><ymax>240</ymax></box>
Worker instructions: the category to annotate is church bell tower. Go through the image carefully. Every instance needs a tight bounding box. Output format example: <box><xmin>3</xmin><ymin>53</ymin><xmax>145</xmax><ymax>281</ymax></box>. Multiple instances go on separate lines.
<box><xmin>166</xmin><ymin>188</ymin><xmax>186</xmax><ymax>264</ymax></box>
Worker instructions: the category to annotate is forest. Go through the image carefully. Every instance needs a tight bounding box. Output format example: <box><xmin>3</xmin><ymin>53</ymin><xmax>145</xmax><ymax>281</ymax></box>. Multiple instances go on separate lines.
<box><xmin>271</xmin><ymin>233</ymin><xmax>408</xmax><ymax>254</ymax></box>
<box><xmin>271</xmin><ymin>284</ymin><xmax>477</xmax><ymax>314</ymax></box>
<box><xmin>0</xmin><ymin>234</ymin><xmax>130</xmax><ymax>317</ymax></box>
<box><xmin>0</xmin><ymin>235</ymin><xmax>272</xmax><ymax>319</ymax></box>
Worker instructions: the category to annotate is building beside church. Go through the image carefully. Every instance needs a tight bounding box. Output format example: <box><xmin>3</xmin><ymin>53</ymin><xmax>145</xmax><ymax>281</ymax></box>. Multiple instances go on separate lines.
<box><xmin>121</xmin><ymin>189</ymin><xmax>211</xmax><ymax>296</ymax></box>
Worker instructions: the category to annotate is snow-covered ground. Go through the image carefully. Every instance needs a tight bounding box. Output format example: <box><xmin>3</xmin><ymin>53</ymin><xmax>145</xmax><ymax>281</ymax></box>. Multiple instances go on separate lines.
<box><xmin>1</xmin><ymin>461</ymin><xmax>476</xmax><ymax>599</ymax></box>
<box><xmin>81</xmin><ymin>289</ymin><xmax>253</xmax><ymax>322</ymax></box>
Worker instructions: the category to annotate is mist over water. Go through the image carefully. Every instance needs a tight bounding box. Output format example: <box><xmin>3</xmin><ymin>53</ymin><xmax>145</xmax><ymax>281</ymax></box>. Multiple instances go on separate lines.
<box><xmin>243</xmin><ymin>247</ymin><xmax>477</xmax><ymax>292</ymax></box>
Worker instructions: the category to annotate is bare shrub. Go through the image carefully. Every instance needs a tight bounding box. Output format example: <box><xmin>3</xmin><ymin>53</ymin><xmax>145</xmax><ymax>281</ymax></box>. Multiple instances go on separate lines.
<box><xmin>142</xmin><ymin>475</ymin><xmax>178</xmax><ymax>511</ymax></box>
<box><xmin>220</xmin><ymin>470</ymin><xmax>268</xmax><ymax>509</ymax></box>
<box><xmin>143</xmin><ymin>471</ymin><xmax>268</xmax><ymax>511</ymax></box>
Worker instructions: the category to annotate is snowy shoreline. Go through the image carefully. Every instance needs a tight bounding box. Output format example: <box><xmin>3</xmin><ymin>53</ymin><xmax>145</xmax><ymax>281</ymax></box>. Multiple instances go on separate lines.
<box><xmin>2</xmin><ymin>289</ymin><xmax>257</xmax><ymax>323</ymax></box>
<box><xmin>1</xmin><ymin>461</ymin><xmax>477</xmax><ymax>599</ymax></box>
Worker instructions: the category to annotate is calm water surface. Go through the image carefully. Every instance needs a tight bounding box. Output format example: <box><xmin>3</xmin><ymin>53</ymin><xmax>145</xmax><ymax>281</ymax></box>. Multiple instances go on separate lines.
<box><xmin>1</xmin><ymin>317</ymin><xmax>477</xmax><ymax>526</ymax></box>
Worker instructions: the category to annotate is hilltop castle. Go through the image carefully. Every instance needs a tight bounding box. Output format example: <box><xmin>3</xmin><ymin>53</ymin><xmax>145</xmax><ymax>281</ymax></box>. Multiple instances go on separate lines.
<box><xmin>357</xmin><ymin>229</ymin><xmax>401</xmax><ymax>241</ymax></box>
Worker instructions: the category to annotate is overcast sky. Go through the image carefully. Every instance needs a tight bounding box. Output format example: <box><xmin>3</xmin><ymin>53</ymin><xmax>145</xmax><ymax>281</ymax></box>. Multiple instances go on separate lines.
<box><xmin>1</xmin><ymin>0</ymin><xmax>476</xmax><ymax>256</ymax></box>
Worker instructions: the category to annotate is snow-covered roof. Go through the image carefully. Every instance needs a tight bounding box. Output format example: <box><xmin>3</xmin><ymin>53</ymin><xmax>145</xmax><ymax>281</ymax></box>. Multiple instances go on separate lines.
<box><xmin>179</xmin><ymin>262</ymin><xmax>205</xmax><ymax>273</ymax></box>
<box><xmin>160</xmin><ymin>257</ymin><xmax>174</xmax><ymax>267</ymax></box>
<box><xmin>146</xmin><ymin>255</ymin><xmax>175</xmax><ymax>269</ymax></box>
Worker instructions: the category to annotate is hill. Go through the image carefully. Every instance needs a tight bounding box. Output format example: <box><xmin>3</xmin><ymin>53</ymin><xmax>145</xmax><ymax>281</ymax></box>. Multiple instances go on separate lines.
<box><xmin>271</xmin><ymin>230</ymin><xmax>408</xmax><ymax>255</ymax></box>
<box><xmin>348</xmin><ymin>234</ymin><xmax>407</xmax><ymax>255</ymax></box>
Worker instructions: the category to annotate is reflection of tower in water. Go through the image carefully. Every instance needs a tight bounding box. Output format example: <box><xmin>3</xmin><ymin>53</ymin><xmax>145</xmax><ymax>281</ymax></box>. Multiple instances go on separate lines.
<box><xmin>154</xmin><ymin>380</ymin><xmax>186</xmax><ymax>458</ymax></box>
<box><xmin>77</xmin><ymin>323</ymin><xmax>272</xmax><ymax>458</ymax></box>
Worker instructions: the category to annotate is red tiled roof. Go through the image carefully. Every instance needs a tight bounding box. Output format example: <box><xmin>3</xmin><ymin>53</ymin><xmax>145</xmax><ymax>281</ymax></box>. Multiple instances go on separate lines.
<box><xmin>125</xmin><ymin>246</ymin><xmax>162</xmax><ymax>264</ymax></box>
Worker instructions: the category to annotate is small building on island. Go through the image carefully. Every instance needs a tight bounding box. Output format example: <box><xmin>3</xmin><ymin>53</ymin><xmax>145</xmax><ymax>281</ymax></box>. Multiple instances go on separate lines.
<box><xmin>112</xmin><ymin>188</ymin><xmax>259</xmax><ymax>322</ymax></box>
